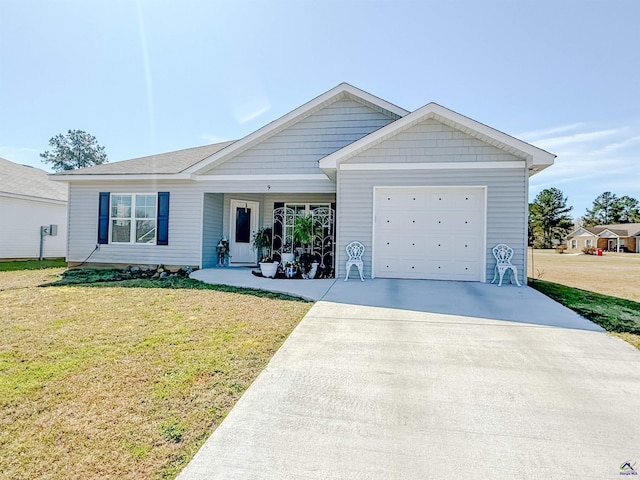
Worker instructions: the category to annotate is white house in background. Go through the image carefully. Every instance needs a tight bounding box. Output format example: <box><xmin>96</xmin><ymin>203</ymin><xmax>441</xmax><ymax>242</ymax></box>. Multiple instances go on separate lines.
<box><xmin>0</xmin><ymin>158</ymin><xmax>68</xmax><ymax>259</ymax></box>
<box><xmin>51</xmin><ymin>83</ymin><xmax>555</xmax><ymax>284</ymax></box>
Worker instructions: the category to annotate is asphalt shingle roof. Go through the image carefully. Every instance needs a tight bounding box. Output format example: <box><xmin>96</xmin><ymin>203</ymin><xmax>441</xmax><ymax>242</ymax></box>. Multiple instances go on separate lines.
<box><xmin>57</xmin><ymin>141</ymin><xmax>236</xmax><ymax>176</ymax></box>
<box><xmin>587</xmin><ymin>223</ymin><xmax>640</xmax><ymax>237</ymax></box>
<box><xmin>0</xmin><ymin>157</ymin><xmax>68</xmax><ymax>202</ymax></box>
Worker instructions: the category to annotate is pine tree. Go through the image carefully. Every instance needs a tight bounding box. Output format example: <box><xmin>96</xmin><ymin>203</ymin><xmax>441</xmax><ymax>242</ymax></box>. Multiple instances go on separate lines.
<box><xmin>40</xmin><ymin>130</ymin><xmax>108</xmax><ymax>171</ymax></box>
<box><xmin>529</xmin><ymin>188</ymin><xmax>574</xmax><ymax>248</ymax></box>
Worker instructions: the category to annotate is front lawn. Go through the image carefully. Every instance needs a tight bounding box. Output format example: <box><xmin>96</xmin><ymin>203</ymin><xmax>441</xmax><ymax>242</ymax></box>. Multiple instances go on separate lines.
<box><xmin>527</xmin><ymin>249</ymin><xmax>640</xmax><ymax>302</ymax></box>
<box><xmin>0</xmin><ymin>268</ymin><xmax>311</xmax><ymax>479</ymax></box>
<box><xmin>0</xmin><ymin>258</ymin><xmax>66</xmax><ymax>271</ymax></box>
<box><xmin>529</xmin><ymin>278</ymin><xmax>640</xmax><ymax>348</ymax></box>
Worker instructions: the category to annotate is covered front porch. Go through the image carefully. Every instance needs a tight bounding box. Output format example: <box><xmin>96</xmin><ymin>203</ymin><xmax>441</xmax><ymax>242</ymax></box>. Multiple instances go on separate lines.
<box><xmin>597</xmin><ymin>234</ymin><xmax>632</xmax><ymax>253</ymax></box>
<box><xmin>201</xmin><ymin>192</ymin><xmax>337</xmax><ymax>273</ymax></box>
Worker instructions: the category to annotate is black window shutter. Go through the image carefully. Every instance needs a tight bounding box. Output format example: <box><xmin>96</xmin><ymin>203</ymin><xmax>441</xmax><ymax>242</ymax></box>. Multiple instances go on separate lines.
<box><xmin>272</xmin><ymin>202</ymin><xmax>284</xmax><ymax>252</ymax></box>
<box><xmin>97</xmin><ymin>192</ymin><xmax>110</xmax><ymax>244</ymax></box>
<box><xmin>157</xmin><ymin>192</ymin><xmax>170</xmax><ymax>245</ymax></box>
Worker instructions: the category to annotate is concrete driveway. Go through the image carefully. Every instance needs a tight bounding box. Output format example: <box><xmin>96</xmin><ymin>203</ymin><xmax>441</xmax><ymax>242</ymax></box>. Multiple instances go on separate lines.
<box><xmin>178</xmin><ymin>280</ymin><xmax>640</xmax><ymax>480</ymax></box>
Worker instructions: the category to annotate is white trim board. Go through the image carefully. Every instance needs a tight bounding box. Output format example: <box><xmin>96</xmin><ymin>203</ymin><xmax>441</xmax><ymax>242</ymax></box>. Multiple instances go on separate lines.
<box><xmin>340</xmin><ymin>161</ymin><xmax>525</xmax><ymax>171</ymax></box>
<box><xmin>195</xmin><ymin>174</ymin><xmax>330</xmax><ymax>181</ymax></box>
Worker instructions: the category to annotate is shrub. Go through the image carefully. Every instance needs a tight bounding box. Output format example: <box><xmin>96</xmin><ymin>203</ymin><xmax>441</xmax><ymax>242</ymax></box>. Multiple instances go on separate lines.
<box><xmin>555</xmin><ymin>245</ymin><xmax>567</xmax><ymax>254</ymax></box>
<box><xmin>582</xmin><ymin>246</ymin><xmax>596</xmax><ymax>255</ymax></box>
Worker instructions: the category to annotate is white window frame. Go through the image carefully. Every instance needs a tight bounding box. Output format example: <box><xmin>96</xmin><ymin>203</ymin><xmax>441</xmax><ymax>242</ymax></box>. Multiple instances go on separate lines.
<box><xmin>284</xmin><ymin>203</ymin><xmax>331</xmax><ymax>216</ymax></box>
<box><xmin>110</xmin><ymin>193</ymin><xmax>157</xmax><ymax>245</ymax></box>
<box><xmin>571</xmin><ymin>239</ymin><xmax>577</xmax><ymax>249</ymax></box>
<box><xmin>585</xmin><ymin>238</ymin><xmax>593</xmax><ymax>247</ymax></box>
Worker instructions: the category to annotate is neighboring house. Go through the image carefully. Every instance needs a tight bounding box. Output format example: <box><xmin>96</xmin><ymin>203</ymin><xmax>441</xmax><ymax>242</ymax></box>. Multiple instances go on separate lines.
<box><xmin>0</xmin><ymin>158</ymin><xmax>68</xmax><ymax>259</ymax></box>
<box><xmin>566</xmin><ymin>224</ymin><xmax>640</xmax><ymax>253</ymax></box>
<box><xmin>51</xmin><ymin>83</ymin><xmax>555</xmax><ymax>284</ymax></box>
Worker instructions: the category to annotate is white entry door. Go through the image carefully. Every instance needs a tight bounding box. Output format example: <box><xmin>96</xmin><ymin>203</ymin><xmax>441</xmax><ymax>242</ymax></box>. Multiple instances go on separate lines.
<box><xmin>229</xmin><ymin>200</ymin><xmax>259</xmax><ymax>264</ymax></box>
<box><xmin>373</xmin><ymin>187</ymin><xmax>485</xmax><ymax>281</ymax></box>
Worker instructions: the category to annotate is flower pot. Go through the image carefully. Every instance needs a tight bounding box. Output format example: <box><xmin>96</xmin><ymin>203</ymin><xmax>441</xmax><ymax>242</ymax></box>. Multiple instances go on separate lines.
<box><xmin>285</xmin><ymin>266</ymin><xmax>296</xmax><ymax>278</ymax></box>
<box><xmin>304</xmin><ymin>262</ymin><xmax>319</xmax><ymax>279</ymax></box>
<box><xmin>259</xmin><ymin>261</ymin><xmax>279</xmax><ymax>278</ymax></box>
<box><xmin>281</xmin><ymin>253</ymin><xmax>295</xmax><ymax>264</ymax></box>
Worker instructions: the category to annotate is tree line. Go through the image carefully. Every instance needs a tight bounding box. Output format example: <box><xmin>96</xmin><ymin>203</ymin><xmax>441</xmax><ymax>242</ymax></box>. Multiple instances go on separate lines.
<box><xmin>529</xmin><ymin>188</ymin><xmax>640</xmax><ymax>248</ymax></box>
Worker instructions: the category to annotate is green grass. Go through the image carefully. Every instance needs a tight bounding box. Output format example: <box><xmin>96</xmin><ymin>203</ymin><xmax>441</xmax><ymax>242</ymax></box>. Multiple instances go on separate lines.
<box><xmin>529</xmin><ymin>278</ymin><xmax>640</xmax><ymax>334</ymax></box>
<box><xmin>0</xmin><ymin>268</ymin><xmax>312</xmax><ymax>479</ymax></box>
<box><xmin>0</xmin><ymin>259</ymin><xmax>66</xmax><ymax>271</ymax></box>
<box><xmin>47</xmin><ymin>269</ymin><xmax>310</xmax><ymax>302</ymax></box>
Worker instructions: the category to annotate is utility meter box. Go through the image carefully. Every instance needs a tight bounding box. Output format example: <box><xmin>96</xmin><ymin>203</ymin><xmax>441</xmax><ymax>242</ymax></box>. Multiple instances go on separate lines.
<box><xmin>41</xmin><ymin>225</ymin><xmax>58</xmax><ymax>236</ymax></box>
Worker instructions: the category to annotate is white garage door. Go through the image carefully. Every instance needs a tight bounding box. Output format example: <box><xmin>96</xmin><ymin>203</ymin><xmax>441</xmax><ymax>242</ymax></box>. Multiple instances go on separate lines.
<box><xmin>373</xmin><ymin>187</ymin><xmax>485</xmax><ymax>281</ymax></box>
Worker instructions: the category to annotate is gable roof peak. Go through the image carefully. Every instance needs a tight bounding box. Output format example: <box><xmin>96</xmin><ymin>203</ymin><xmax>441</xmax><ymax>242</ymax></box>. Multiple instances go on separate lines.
<box><xmin>186</xmin><ymin>83</ymin><xmax>409</xmax><ymax>175</ymax></box>
<box><xmin>319</xmin><ymin>101</ymin><xmax>556</xmax><ymax>174</ymax></box>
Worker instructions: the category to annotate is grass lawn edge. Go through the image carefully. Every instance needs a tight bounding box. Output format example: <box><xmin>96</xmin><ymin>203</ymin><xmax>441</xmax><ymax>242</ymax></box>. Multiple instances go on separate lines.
<box><xmin>528</xmin><ymin>277</ymin><xmax>640</xmax><ymax>349</ymax></box>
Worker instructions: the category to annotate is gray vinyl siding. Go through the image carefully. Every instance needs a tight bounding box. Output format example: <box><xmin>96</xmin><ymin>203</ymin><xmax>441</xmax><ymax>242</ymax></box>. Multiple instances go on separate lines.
<box><xmin>68</xmin><ymin>181</ymin><xmax>205</xmax><ymax>266</ymax></box>
<box><xmin>202</xmin><ymin>193</ymin><xmax>224</xmax><ymax>268</ymax></box>
<box><xmin>336</xmin><ymin>168</ymin><xmax>528</xmax><ymax>284</ymax></box>
<box><xmin>343</xmin><ymin>119</ymin><xmax>521</xmax><ymax>164</ymax></box>
<box><xmin>67</xmin><ymin>181</ymin><xmax>336</xmax><ymax>268</ymax></box>
<box><xmin>204</xmin><ymin>99</ymin><xmax>398</xmax><ymax>175</ymax></box>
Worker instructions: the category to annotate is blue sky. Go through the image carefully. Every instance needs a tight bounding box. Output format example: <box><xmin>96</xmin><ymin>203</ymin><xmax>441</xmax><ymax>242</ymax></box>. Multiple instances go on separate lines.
<box><xmin>1</xmin><ymin>0</ymin><xmax>638</xmax><ymax>217</ymax></box>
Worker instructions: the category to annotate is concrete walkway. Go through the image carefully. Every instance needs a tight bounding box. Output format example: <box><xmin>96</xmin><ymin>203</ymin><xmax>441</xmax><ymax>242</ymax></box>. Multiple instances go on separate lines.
<box><xmin>179</xmin><ymin>273</ymin><xmax>640</xmax><ymax>479</ymax></box>
<box><xmin>191</xmin><ymin>267</ymin><xmax>336</xmax><ymax>301</ymax></box>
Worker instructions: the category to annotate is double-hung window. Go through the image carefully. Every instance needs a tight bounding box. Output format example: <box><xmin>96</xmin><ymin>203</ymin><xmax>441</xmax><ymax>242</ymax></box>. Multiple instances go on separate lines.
<box><xmin>110</xmin><ymin>194</ymin><xmax>157</xmax><ymax>244</ymax></box>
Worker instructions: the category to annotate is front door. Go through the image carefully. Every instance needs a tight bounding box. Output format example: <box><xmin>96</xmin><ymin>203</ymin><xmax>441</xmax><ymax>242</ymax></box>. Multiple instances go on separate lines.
<box><xmin>229</xmin><ymin>200</ymin><xmax>259</xmax><ymax>263</ymax></box>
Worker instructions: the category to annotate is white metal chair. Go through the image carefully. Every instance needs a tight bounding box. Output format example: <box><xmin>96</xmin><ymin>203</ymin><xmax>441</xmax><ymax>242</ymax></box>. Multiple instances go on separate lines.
<box><xmin>344</xmin><ymin>241</ymin><xmax>365</xmax><ymax>282</ymax></box>
<box><xmin>491</xmin><ymin>244</ymin><xmax>521</xmax><ymax>287</ymax></box>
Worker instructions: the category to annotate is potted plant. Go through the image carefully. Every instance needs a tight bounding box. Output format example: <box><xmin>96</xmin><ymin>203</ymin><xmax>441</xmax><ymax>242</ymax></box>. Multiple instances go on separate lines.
<box><xmin>292</xmin><ymin>214</ymin><xmax>315</xmax><ymax>253</ymax></box>
<box><xmin>252</xmin><ymin>227</ymin><xmax>272</xmax><ymax>262</ymax></box>
<box><xmin>252</xmin><ymin>227</ymin><xmax>278</xmax><ymax>278</ymax></box>
<box><xmin>293</xmin><ymin>215</ymin><xmax>320</xmax><ymax>278</ymax></box>
<box><xmin>298</xmin><ymin>252</ymin><xmax>320</xmax><ymax>279</ymax></box>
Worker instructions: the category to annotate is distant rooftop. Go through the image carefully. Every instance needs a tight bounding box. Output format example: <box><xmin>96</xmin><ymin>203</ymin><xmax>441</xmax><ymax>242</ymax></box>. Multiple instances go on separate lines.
<box><xmin>588</xmin><ymin>223</ymin><xmax>640</xmax><ymax>237</ymax></box>
<box><xmin>0</xmin><ymin>157</ymin><xmax>68</xmax><ymax>202</ymax></box>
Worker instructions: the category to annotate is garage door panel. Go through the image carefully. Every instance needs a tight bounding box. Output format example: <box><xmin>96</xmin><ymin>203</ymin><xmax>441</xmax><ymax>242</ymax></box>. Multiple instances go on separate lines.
<box><xmin>424</xmin><ymin>191</ymin><xmax>482</xmax><ymax>209</ymax></box>
<box><xmin>449</xmin><ymin>236</ymin><xmax>483</xmax><ymax>255</ymax></box>
<box><xmin>374</xmin><ymin>187</ymin><xmax>485</xmax><ymax>281</ymax></box>
<box><xmin>376</xmin><ymin>259</ymin><xmax>480</xmax><ymax>281</ymax></box>
<box><xmin>376</xmin><ymin>213</ymin><xmax>483</xmax><ymax>233</ymax></box>
<box><xmin>377</xmin><ymin>192</ymin><xmax>428</xmax><ymax>209</ymax></box>
<box><xmin>377</xmin><ymin>236</ymin><xmax>480</xmax><ymax>259</ymax></box>
<box><xmin>375</xmin><ymin>234</ymin><xmax>426</xmax><ymax>255</ymax></box>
